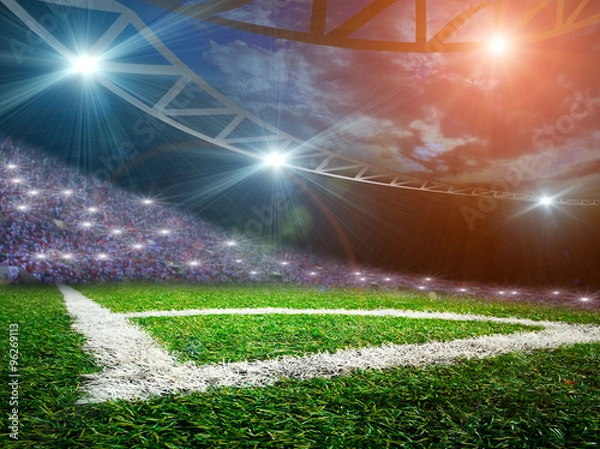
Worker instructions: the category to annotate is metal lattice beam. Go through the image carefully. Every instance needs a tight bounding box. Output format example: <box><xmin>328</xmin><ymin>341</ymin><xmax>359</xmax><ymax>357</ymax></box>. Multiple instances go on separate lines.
<box><xmin>140</xmin><ymin>0</ymin><xmax>600</xmax><ymax>53</ymax></box>
<box><xmin>2</xmin><ymin>0</ymin><xmax>599</xmax><ymax>206</ymax></box>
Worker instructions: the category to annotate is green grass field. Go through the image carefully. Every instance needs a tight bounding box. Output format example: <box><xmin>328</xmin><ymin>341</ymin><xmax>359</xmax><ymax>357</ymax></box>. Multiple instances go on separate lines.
<box><xmin>1</xmin><ymin>283</ymin><xmax>600</xmax><ymax>448</ymax></box>
<box><xmin>133</xmin><ymin>314</ymin><xmax>540</xmax><ymax>364</ymax></box>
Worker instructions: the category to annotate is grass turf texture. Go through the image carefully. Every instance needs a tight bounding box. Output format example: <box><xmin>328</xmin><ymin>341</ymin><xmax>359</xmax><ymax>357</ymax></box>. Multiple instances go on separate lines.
<box><xmin>0</xmin><ymin>283</ymin><xmax>598</xmax><ymax>448</ymax></box>
<box><xmin>133</xmin><ymin>314</ymin><xmax>541</xmax><ymax>364</ymax></box>
<box><xmin>75</xmin><ymin>282</ymin><xmax>600</xmax><ymax>324</ymax></box>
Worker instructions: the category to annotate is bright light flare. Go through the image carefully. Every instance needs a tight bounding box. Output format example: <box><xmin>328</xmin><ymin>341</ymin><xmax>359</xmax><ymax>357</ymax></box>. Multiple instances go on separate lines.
<box><xmin>159</xmin><ymin>229</ymin><xmax>171</xmax><ymax>235</ymax></box>
<box><xmin>189</xmin><ymin>260</ymin><xmax>200</xmax><ymax>267</ymax></box>
<box><xmin>489</xmin><ymin>36</ymin><xmax>508</xmax><ymax>54</ymax></box>
<box><xmin>62</xmin><ymin>189</ymin><xmax>73</xmax><ymax>196</ymax></box>
<box><xmin>16</xmin><ymin>205</ymin><xmax>29</xmax><ymax>211</ymax></box>
<box><xmin>539</xmin><ymin>196</ymin><xmax>554</xmax><ymax>207</ymax></box>
<box><xmin>264</xmin><ymin>152</ymin><xmax>286</xmax><ymax>168</ymax></box>
<box><xmin>96</xmin><ymin>253</ymin><xmax>108</xmax><ymax>260</ymax></box>
<box><xmin>226</xmin><ymin>240</ymin><xmax>237</xmax><ymax>247</ymax></box>
<box><xmin>70</xmin><ymin>54</ymin><xmax>99</xmax><ymax>75</ymax></box>
<box><xmin>132</xmin><ymin>244</ymin><xmax>144</xmax><ymax>250</ymax></box>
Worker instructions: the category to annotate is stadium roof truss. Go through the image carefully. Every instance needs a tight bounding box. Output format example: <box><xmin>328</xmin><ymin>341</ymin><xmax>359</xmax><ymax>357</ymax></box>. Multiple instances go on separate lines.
<box><xmin>2</xmin><ymin>0</ymin><xmax>599</xmax><ymax>206</ymax></box>
<box><xmin>140</xmin><ymin>0</ymin><xmax>600</xmax><ymax>53</ymax></box>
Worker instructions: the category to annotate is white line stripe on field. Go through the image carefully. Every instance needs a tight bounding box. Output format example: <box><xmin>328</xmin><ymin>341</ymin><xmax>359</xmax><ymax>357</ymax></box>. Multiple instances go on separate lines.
<box><xmin>58</xmin><ymin>285</ymin><xmax>600</xmax><ymax>404</ymax></box>
<box><xmin>119</xmin><ymin>307</ymin><xmax>558</xmax><ymax>328</ymax></box>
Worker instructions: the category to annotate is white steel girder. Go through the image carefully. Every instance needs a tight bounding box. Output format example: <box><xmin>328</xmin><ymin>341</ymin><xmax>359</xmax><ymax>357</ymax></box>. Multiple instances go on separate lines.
<box><xmin>2</xmin><ymin>0</ymin><xmax>599</xmax><ymax>206</ymax></box>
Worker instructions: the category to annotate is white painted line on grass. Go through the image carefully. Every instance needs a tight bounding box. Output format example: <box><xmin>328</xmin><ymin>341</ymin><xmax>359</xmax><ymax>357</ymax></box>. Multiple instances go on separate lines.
<box><xmin>119</xmin><ymin>307</ymin><xmax>558</xmax><ymax>328</ymax></box>
<box><xmin>58</xmin><ymin>285</ymin><xmax>600</xmax><ymax>404</ymax></box>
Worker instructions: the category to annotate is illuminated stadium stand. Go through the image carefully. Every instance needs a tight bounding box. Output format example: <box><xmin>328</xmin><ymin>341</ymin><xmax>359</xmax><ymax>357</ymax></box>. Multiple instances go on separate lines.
<box><xmin>1</xmin><ymin>135</ymin><xmax>596</xmax><ymax>308</ymax></box>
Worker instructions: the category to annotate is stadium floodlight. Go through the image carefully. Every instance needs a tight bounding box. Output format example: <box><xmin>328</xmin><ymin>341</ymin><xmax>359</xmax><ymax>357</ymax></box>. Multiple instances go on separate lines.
<box><xmin>511</xmin><ymin>291</ymin><xmax>518</xmax><ymax>295</ymax></box>
<box><xmin>87</xmin><ymin>207</ymin><xmax>98</xmax><ymax>213</ymax></box>
<box><xmin>82</xmin><ymin>221</ymin><xmax>93</xmax><ymax>228</ymax></box>
<box><xmin>425</xmin><ymin>277</ymin><xmax>432</xmax><ymax>281</ymax></box>
<box><xmin>70</xmin><ymin>54</ymin><xmax>100</xmax><ymax>76</ymax></box>
<box><xmin>263</xmin><ymin>152</ymin><xmax>286</xmax><ymax>168</ymax></box>
<box><xmin>418</xmin><ymin>286</ymin><xmax>425</xmax><ymax>290</ymax></box>
<box><xmin>384</xmin><ymin>277</ymin><xmax>391</xmax><ymax>282</ymax></box>
<box><xmin>553</xmin><ymin>291</ymin><xmax>560</xmax><ymax>295</ymax></box>
<box><xmin>459</xmin><ymin>288</ymin><xmax>467</xmax><ymax>293</ymax></box>
<box><xmin>489</xmin><ymin>36</ymin><xmax>508</xmax><ymax>54</ymax></box>
<box><xmin>111</xmin><ymin>229</ymin><xmax>123</xmax><ymax>235</ymax></box>
<box><xmin>499</xmin><ymin>291</ymin><xmax>505</xmax><ymax>295</ymax></box>
<box><xmin>11</xmin><ymin>178</ymin><xmax>22</xmax><ymax>184</ymax></box>
<box><xmin>35</xmin><ymin>253</ymin><xmax>46</xmax><ymax>260</ymax></box>
<box><xmin>7</xmin><ymin>163</ymin><xmax>17</xmax><ymax>170</ymax></box>
<box><xmin>141</xmin><ymin>198</ymin><xmax>154</xmax><ymax>205</ymax></box>
<box><xmin>61</xmin><ymin>253</ymin><xmax>73</xmax><ymax>260</ymax></box>
<box><xmin>580</xmin><ymin>297</ymin><xmax>590</xmax><ymax>302</ymax></box>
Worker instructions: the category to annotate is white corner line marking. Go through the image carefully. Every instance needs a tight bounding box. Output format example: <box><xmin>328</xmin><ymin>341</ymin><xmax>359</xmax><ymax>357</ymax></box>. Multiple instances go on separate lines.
<box><xmin>118</xmin><ymin>307</ymin><xmax>558</xmax><ymax>328</ymax></box>
<box><xmin>58</xmin><ymin>285</ymin><xmax>600</xmax><ymax>404</ymax></box>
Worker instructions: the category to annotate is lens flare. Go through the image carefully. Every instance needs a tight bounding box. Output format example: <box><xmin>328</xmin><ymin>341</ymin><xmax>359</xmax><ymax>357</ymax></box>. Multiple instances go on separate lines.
<box><xmin>70</xmin><ymin>55</ymin><xmax>99</xmax><ymax>75</ymax></box>
<box><xmin>489</xmin><ymin>36</ymin><xmax>508</xmax><ymax>54</ymax></box>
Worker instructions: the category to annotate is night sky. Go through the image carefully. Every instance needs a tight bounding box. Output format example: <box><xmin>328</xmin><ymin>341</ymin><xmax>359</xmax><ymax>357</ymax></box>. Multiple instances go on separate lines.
<box><xmin>1</xmin><ymin>0</ymin><xmax>599</xmax><ymax>289</ymax></box>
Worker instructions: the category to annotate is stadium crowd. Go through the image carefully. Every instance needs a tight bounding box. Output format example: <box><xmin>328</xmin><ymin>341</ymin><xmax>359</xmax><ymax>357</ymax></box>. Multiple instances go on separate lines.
<box><xmin>1</xmin><ymin>134</ymin><xmax>597</xmax><ymax>308</ymax></box>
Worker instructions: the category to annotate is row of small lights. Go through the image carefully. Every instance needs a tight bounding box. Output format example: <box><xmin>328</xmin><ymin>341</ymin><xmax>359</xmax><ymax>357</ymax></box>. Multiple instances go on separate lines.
<box><xmin>25</xmin><ymin>251</ymin><xmax>594</xmax><ymax>301</ymax></box>
<box><xmin>3</xmin><ymin>165</ymin><xmax>587</xmax><ymax>299</ymax></box>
